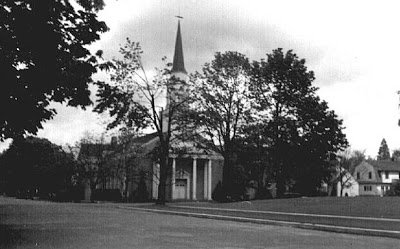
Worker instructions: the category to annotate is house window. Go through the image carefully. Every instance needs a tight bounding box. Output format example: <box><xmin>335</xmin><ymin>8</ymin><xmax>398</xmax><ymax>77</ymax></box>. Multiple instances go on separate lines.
<box><xmin>357</xmin><ymin>172</ymin><xmax>360</xmax><ymax>179</ymax></box>
<box><xmin>385</xmin><ymin>171</ymin><xmax>389</xmax><ymax>179</ymax></box>
<box><xmin>368</xmin><ymin>172</ymin><xmax>372</xmax><ymax>179</ymax></box>
<box><xmin>364</xmin><ymin>186</ymin><xmax>372</xmax><ymax>191</ymax></box>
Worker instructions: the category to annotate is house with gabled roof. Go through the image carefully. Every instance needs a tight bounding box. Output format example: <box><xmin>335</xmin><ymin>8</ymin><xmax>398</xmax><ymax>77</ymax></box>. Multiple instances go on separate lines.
<box><xmin>353</xmin><ymin>160</ymin><xmax>400</xmax><ymax>196</ymax></box>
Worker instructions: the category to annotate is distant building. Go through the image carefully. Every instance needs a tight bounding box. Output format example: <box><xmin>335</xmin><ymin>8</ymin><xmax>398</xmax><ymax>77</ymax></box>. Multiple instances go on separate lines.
<box><xmin>78</xmin><ymin>142</ymin><xmax>122</xmax><ymax>201</ymax></box>
<box><xmin>352</xmin><ymin>160</ymin><xmax>400</xmax><ymax>196</ymax></box>
<box><xmin>336</xmin><ymin>169</ymin><xmax>359</xmax><ymax>197</ymax></box>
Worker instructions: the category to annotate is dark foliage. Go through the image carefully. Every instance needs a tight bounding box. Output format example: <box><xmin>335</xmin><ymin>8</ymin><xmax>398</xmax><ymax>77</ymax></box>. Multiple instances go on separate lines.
<box><xmin>392</xmin><ymin>149</ymin><xmax>400</xmax><ymax>161</ymax></box>
<box><xmin>132</xmin><ymin>172</ymin><xmax>150</xmax><ymax>202</ymax></box>
<box><xmin>248</xmin><ymin>49</ymin><xmax>348</xmax><ymax>197</ymax></box>
<box><xmin>0</xmin><ymin>0</ymin><xmax>108</xmax><ymax>140</ymax></box>
<box><xmin>386</xmin><ymin>181</ymin><xmax>400</xmax><ymax>196</ymax></box>
<box><xmin>211</xmin><ymin>181</ymin><xmax>226</xmax><ymax>202</ymax></box>
<box><xmin>0</xmin><ymin>136</ymin><xmax>75</xmax><ymax>198</ymax></box>
<box><xmin>377</xmin><ymin>138</ymin><xmax>390</xmax><ymax>161</ymax></box>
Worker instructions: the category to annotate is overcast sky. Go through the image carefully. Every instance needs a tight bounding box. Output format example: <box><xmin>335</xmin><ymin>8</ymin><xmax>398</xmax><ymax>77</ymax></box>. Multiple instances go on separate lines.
<box><xmin>2</xmin><ymin>0</ymin><xmax>400</xmax><ymax>157</ymax></box>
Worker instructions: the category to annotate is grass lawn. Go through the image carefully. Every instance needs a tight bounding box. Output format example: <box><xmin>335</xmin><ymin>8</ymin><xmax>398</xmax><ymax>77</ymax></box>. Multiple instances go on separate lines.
<box><xmin>173</xmin><ymin>196</ymin><xmax>400</xmax><ymax>219</ymax></box>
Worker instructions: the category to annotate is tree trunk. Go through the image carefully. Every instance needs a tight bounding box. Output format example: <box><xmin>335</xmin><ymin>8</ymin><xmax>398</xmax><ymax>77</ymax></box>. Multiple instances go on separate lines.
<box><xmin>90</xmin><ymin>182</ymin><xmax>96</xmax><ymax>203</ymax></box>
<box><xmin>123</xmin><ymin>175</ymin><xmax>129</xmax><ymax>202</ymax></box>
<box><xmin>156</xmin><ymin>153</ymin><xmax>169</xmax><ymax>205</ymax></box>
<box><xmin>123</xmin><ymin>154</ymin><xmax>129</xmax><ymax>202</ymax></box>
<box><xmin>340</xmin><ymin>179</ymin><xmax>344</xmax><ymax>197</ymax></box>
<box><xmin>276</xmin><ymin>170</ymin><xmax>285</xmax><ymax>198</ymax></box>
<box><xmin>222</xmin><ymin>150</ymin><xmax>236</xmax><ymax>190</ymax></box>
<box><xmin>340</xmin><ymin>185</ymin><xmax>343</xmax><ymax>197</ymax></box>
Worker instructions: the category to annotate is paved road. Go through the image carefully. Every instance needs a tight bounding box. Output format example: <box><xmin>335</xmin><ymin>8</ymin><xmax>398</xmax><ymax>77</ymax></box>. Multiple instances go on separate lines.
<box><xmin>1</xmin><ymin>197</ymin><xmax>399</xmax><ymax>249</ymax></box>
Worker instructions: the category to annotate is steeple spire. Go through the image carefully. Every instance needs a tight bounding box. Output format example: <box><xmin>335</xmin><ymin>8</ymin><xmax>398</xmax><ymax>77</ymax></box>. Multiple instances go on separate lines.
<box><xmin>172</xmin><ymin>20</ymin><xmax>186</xmax><ymax>74</ymax></box>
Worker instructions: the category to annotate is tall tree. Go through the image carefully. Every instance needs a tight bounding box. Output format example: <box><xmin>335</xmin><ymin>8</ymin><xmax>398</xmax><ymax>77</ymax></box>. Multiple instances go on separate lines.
<box><xmin>250</xmin><ymin>48</ymin><xmax>348</xmax><ymax>196</ymax></box>
<box><xmin>94</xmin><ymin>39</ymin><xmax>188</xmax><ymax>204</ymax></box>
<box><xmin>377</xmin><ymin>138</ymin><xmax>391</xmax><ymax>160</ymax></box>
<box><xmin>0</xmin><ymin>0</ymin><xmax>108</xmax><ymax>140</ymax></box>
<box><xmin>184</xmin><ymin>51</ymin><xmax>252</xmax><ymax>199</ymax></box>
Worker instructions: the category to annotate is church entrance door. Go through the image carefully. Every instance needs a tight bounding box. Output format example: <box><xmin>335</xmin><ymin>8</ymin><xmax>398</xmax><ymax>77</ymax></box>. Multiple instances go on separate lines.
<box><xmin>175</xmin><ymin>179</ymin><xmax>187</xmax><ymax>199</ymax></box>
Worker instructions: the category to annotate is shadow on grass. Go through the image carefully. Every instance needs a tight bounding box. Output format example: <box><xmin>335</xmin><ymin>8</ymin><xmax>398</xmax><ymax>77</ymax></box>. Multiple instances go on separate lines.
<box><xmin>0</xmin><ymin>224</ymin><xmax>23</xmax><ymax>247</ymax></box>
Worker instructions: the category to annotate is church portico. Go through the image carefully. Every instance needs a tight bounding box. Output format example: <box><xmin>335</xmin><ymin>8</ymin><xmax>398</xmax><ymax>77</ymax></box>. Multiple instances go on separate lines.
<box><xmin>169</xmin><ymin>155</ymin><xmax>220</xmax><ymax>201</ymax></box>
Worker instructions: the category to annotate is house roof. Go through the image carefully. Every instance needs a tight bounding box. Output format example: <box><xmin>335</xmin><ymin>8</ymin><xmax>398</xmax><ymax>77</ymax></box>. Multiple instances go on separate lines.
<box><xmin>78</xmin><ymin>131</ymin><xmax>223</xmax><ymax>160</ymax></box>
<box><xmin>357</xmin><ymin>180</ymin><xmax>388</xmax><ymax>185</ymax></box>
<box><xmin>78</xmin><ymin>143</ymin><xmax>111</xmax><ymax>158</ymax></box>
<box><xmin>367</xmin><ymin>160</ymin><xmax>400</xmax><ymax>172</ymax></box>
<box><xmin>130</xmin><ymin>132</ymin><xmax>223</xmax><ymax>159</ymax></box>
<box><xmin>357</xmin><ymin>180</ymin><xmax>383</xmax><ymax>185</ymax></box>
<box><xmin>130</xmin><ymin>132</ymin><xmax>158</xmax><ymax>144</ymax></box>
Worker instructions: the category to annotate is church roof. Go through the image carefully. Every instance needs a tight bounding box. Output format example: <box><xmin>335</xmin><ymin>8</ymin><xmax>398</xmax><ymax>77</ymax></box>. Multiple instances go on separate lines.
<box><xmin>172</xmin><ymin>21</ymin><xmax>187</xmax><ymax>74</ymax></box>
<box><xmin>130</xmin><ymin>132</ymin><xmax>158</xmax><ymax>144</ymax></box>
<box><xmin>126</xmin><ymin>132</ymin><xmax>223</xmax><ymax>159</ymax></box>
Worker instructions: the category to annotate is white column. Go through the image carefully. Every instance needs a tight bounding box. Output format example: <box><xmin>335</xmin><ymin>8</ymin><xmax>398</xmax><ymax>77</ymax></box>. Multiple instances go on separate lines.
<box><xmin>207</xmin><ymin>159</ymin><xmax>212</xmax><ymax>200</ymax></box>
<box><xmin>192</xmin><ymin>157</ymin><xmax>197</xmax><ymax>200</ymax></box>
<box><xmin>204</xmin><ymin>160</ymin><xmax>208</xmax><ymax>199</ymax></box>
<box><xmin>171</xmin><ymin>158</ymin><xmax>176</xmax><ymax>200</ymax></box>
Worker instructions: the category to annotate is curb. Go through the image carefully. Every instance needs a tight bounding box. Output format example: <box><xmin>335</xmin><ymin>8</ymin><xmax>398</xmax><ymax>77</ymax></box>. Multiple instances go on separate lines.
<box><xmin>118</xmin><ymin>206</ymin><xmax>400</xmax><ymax>239</ymax></box>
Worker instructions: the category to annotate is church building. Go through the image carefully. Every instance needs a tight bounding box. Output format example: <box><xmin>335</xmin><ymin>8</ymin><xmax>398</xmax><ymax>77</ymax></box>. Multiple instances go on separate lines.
<box><xmin>79</xmin><ymin>20</ymin><xmax>223</xmax><ymax>202</ymax></box>
<box><xmin>128</xmin><ymin>20</ymin><xmax>224</xmax><ymax>201</ymax></box>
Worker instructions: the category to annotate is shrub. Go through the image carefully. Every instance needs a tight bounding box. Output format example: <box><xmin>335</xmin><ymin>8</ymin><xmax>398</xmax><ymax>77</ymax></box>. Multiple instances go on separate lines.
<box><xmin>92</xmin><ymin>189</ymin><xmax>122</xmax><ymax>202</ymax></box>
<box><xmin>386</xmin><ymin>181</ymin><xmax>400</xmax><ymax>196</ymax></box>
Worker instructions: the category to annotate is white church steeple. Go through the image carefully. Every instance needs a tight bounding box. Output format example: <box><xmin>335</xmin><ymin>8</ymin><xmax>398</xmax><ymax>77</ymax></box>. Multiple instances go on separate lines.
<box><xmin>163</xmin><ymin>19</ymin><xmax>189</xmax><ymax>133</ymax></box>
